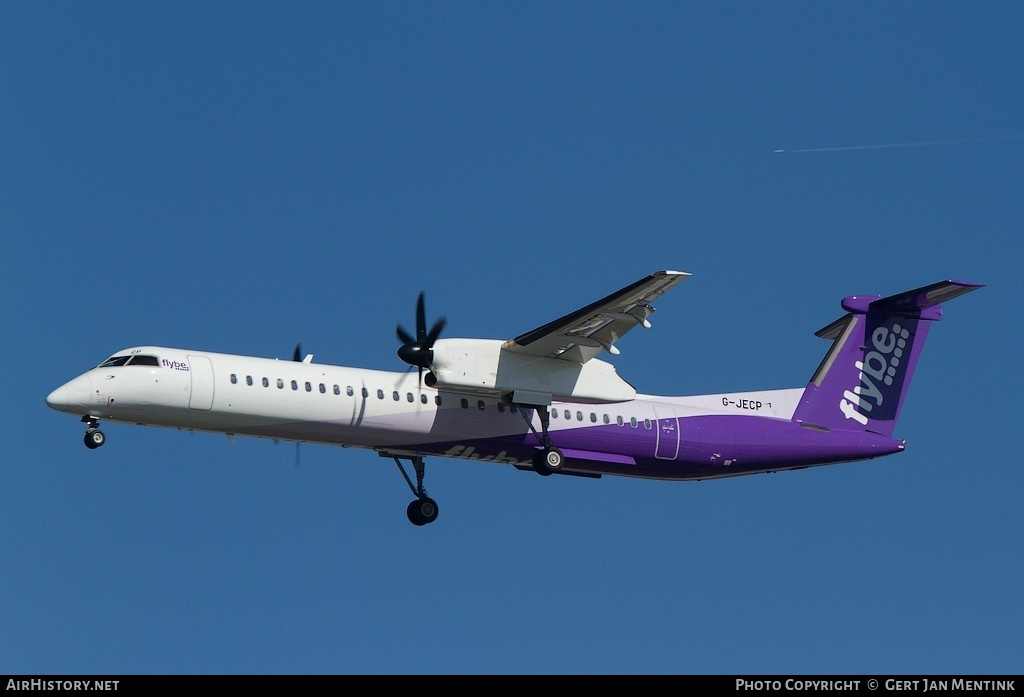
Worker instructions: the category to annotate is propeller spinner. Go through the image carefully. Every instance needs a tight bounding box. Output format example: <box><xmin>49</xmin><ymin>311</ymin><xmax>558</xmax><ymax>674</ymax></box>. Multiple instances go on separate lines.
<box><xmin>396</xmin><ymin>292</ymin><xmax>445</xmax><ymax>382</ymax></box>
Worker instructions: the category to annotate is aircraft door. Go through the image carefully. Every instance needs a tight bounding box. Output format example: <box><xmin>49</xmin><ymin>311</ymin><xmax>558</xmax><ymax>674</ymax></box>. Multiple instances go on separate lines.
<box><xmin>187</xmin><ymin>355</ymin><xmax>215</xmax><ymax>410</ymax></box>
<box><xmin>652</xmin><ymin>405</ymin><xmax>679</xmax><ymax>460</ymax></box>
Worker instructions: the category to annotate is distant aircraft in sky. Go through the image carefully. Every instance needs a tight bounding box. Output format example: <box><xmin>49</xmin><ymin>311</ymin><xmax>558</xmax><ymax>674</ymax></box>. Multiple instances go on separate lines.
<box><xmin>46</xmin><ymin>272</ymin><xmax>981</xmax><ymax>525</ymax></box>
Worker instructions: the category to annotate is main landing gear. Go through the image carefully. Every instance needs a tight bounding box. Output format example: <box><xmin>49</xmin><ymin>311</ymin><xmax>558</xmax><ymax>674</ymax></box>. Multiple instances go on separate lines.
<box><xmin>82</xmin><ymin>416</ymin><xmax>105</xmax><ymax>450</ymax></box>
<box><xmin>385</xmin><ymin>403</ymin><xmax>563</xmax><ymax>525</ymax></box>
<box><xmin>390</xmin><ymin>454</ymin><xmax>439</xmax><ymax>526</ymax></box>
<box><xmin>517</xmin><ymin>404</ymin><xmax>564</xmax><ymax>477</ymax></box>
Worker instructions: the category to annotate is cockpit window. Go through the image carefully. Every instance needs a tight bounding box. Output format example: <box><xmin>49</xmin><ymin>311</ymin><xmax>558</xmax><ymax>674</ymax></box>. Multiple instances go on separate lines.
<box><xmin>97</xmin><ymin>354</ymin><xmax>160</xmax><ymax>368</ymax></box>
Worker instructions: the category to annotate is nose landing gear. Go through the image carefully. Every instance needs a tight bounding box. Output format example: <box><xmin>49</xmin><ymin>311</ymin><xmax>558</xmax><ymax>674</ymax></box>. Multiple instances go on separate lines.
<box><xmin>82</xmin><ymin>416</ymin><xmax>105</xmax><ymax>449</ymax></box>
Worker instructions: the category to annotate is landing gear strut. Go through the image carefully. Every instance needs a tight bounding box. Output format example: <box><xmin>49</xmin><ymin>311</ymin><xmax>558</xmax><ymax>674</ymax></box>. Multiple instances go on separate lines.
<box><xmin>517</xmin><ymin>404</ymin><xmax>564</xmax><ymax>476</ymax></box>
<box><xmin>390</xmin><ymin>454</ymin><xmax>439</xmax><ymax>526</ymax></box>
<box><xmin>82</xmin><ymin>416</ymin><xmax>105</xmax><ymax>450</ymax></box>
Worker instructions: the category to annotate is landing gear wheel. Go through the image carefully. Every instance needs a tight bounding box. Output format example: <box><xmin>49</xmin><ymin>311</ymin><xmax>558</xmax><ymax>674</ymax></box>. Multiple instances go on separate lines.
<box><xmin>532</xmin><ymin>447</ymin><xmax>564</xmax><ymax>476</ymax></box>
<box><xmin>407</xmin><ymin>497</ymin><xmax>439</xmax><ymax>526</ymax></box>
<box><xmin>392</xmin><ymin>455</ymin><xmax>440</xmax><ymax>526</ymax></box>
<box><xmin>84</xmin><ymin>429</ymin><xmax>105</xmax><ymax>449</ymax></box>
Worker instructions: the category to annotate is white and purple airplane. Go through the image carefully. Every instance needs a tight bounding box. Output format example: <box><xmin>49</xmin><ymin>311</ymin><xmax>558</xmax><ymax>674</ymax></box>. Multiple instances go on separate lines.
<box><xmin>46</xmin><ymin>271</ymin><xmax>981</xmax><ymax>526</ymax></box>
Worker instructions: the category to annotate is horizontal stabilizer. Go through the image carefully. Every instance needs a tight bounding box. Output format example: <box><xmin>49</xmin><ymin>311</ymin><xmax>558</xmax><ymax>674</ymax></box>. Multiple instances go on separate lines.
<box><xmin>840</xmin><ymin>279</ymin><xmax>984</xmax><ymax>320</ymax></box>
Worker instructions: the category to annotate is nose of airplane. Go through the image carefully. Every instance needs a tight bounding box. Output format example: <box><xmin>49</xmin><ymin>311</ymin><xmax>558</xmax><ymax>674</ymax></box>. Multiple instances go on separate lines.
<box><xmin>46</xmin><ymin>374</ymin><xmax>94</xmax><ymax>413</ymax></box>
<box><xmin>46</xmin><ymin>386</ymin><xmax>71</xmax><ymax>411</ymax></box>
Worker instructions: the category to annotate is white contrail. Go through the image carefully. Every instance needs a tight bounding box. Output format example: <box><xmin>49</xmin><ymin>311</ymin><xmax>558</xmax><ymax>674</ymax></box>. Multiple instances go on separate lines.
<box><xmin>773</xmin><ymin>135</ymin><xmax>1015</xmax><ymax>154</ymax></box>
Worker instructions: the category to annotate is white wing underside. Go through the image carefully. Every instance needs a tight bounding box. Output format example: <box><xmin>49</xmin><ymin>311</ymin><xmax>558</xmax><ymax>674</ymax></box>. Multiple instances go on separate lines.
<box><xmin>502</xmin><ymin>270</ymin><xmax>690</xmax><ymax>364</ymax></box>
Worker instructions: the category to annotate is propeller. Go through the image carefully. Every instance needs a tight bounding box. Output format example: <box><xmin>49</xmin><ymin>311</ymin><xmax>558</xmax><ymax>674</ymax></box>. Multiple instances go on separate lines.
<box><xmin>396</xmin><ymin>292</ymin><xmax>445</xmax><ymax>384</ymax></box>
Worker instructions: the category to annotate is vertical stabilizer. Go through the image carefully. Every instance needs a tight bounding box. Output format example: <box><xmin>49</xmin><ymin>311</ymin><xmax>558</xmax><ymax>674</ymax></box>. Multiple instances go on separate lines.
<box><xmin>793</xmin><ymin>280</ymin><xmax>982</xmax><ymax>436</ymax></box>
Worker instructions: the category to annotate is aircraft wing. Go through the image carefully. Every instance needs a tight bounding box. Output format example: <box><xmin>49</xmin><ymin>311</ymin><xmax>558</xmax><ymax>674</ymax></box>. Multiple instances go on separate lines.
<box><xmin>502</xmin><ymin>270</ymin><xmax>690</xmax><ymax>363</ymax></box>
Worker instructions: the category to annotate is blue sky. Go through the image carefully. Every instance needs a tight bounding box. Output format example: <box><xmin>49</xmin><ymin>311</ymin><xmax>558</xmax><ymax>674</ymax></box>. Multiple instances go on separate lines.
<box><xmin>3</xmin><ymin>2</ymin><xmax>1022</xmax><ymax>675</ymax></box>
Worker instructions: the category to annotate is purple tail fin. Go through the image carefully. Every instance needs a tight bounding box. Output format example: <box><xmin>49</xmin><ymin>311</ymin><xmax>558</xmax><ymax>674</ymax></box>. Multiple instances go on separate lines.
<box><xmin>793</xmin><ymin>280</ymin><xmax>982</xmax><ymax>436</ymax></box>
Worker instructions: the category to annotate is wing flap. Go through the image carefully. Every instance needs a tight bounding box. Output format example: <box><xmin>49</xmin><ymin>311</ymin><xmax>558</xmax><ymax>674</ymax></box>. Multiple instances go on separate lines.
<box><xmin>503</xmin><ymin>270</ymin><xmax>690</xmax><ymax>363</ymax></box>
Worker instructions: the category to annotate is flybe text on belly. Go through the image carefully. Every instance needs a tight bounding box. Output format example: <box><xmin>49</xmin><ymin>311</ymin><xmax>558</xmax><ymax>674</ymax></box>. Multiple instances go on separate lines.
<box><xmin>839</xmin><ymin>322</ymin><xmax>910</xmax><ymax>425</ymax></box>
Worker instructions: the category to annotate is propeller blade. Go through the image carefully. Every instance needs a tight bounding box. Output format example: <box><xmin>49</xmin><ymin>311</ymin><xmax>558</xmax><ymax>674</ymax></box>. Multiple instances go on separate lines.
<box><xmin>425</xmin><ymin>317</ymin><xmax>446</xmax><ymax>345</ymax></box>
<box><xmin>416</xmin><ymin>292</ymin><xmax>427</xmax><ymax>341</ymax></box>
<box><xmin>396</xmin><ymin>325</ymin><xmax>415</xmax><ymax>346</ymax></box>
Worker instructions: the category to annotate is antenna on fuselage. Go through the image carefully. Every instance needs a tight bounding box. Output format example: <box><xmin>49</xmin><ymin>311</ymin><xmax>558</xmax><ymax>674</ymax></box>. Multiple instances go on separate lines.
<box><xmin>292</xmin><ymin>343</ymin><xmax>314</xmax><ymax>364</ymax></box>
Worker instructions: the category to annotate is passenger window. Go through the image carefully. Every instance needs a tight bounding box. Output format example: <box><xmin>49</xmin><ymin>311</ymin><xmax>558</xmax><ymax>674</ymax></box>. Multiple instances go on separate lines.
<box><xmin>630</xmin><ymin>417</ymin><xmax>638</xmax><ymax>428</ymax></box>
<box><xmin>461</xmin><ymin>398</ymin><xmax>469</xmax><ymax>409</ymax></box>
<box><xmin>346</xmin><ymin>386</ymin><xmax>354</xmax><ymax>396</ymax></box>
<box><xmin>262</xmin><ymin>377</ymin><xmax>269</xmax><ymax>387</ymax></box>
<box><xmin>377</xmin><ymin>389</ymin><xmax>384</xmax><ymax>399</ymax></box>
<box><xmin>549</xmin><ymin>407</ymin><xmax>555</xmax><ymax>418</ymax></box>
<box><xmin>277</xmin><ymin>379</ymin><xmax>284</xmax><ymax>389</ymax></box>
<box><xmin>291</xmin><ymin>380</ymin><xmax>298</xmax><ymax>390</ymax></box>
<box><xmin>477</xmin><ymin>400</ymin><xmax>485</xmax><ymax>410</ymax></box>
<box><xmin>603</xmin><ymin>414</ymin><xmax>610</xmax><ymax>424</ymax></box>
<box><xmin>590</xmin><ymin>413</ymin><xmax>597</xmax><ymax>423</ymax></box>
<box><xmin>246</xmin><ymin>376</ymin><xmax>253</xmax><ymax>386</ymax></box>
<box><xmin>305</xmin><ymin>382</ymin><xmax>312</xmax><ymax>392</ymax></box>
<box><xmin>576</xmin><ymin>411</ymin><xmax>583</xmax><ymax>421</ymax></box>
<box><xmin>407</xmin><ymin>393</ymin><xmax>414</xmax><ymax>402</ymax></box>
<box><xmin>230</xmin><ymin>374</ymin><xmax>237</xmax><ymax>384</ymax></box>
<box><xmin>320</xmin><ymin>383</ymin><xmax>326</xmax><ymax>394</ymax></box>
<box><xmin>361</xmin><ymin>387</ymin><xmax>368</xmax><ymax>398</ymax></box>
<box><xmin>435</xmin><ymin>395</ymin><xmax>442</xmax><ymax>406</ymax></box>
<box><xmin>421</xmin><ymin>394</ymin><xmax>428</xmax><ymax>404</ymax></box>
<box><xmin>564</xmin><ymin>410</ymin><xmax>570</xmax><ymax>420</ymax></box>
<box><xmin>616</xmin><ymin>415</ymin><xmax>624</xmax><ymax>426</ymax></box>
<box><xmin>333</xmin><ymin>385</ymin><xmax>341</xmax><ymax>395</ymax></box>
<box><xmin>644</xmin><ymin>418</ymin><xmax>652</xmax><ymax>429</ymax></box>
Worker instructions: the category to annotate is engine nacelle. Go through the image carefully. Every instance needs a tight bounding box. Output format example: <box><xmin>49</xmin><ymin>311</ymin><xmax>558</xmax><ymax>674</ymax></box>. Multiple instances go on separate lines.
<box><xmin>426</xmin><ymin>339</ymin><xmax>636</xmax><ymax>403</ymax></box>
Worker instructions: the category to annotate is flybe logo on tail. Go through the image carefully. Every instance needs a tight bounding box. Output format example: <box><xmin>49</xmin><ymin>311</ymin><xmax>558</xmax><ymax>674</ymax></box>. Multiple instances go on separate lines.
<box><xmin>839</xmin><ymin>322</ymin><xmax>910</xmax><ymax>425</ymax></box>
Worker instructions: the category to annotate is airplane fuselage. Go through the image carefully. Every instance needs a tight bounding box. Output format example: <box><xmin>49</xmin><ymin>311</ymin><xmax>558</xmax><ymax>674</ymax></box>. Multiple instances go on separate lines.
<box><xmin>46</xmin><ymin>346</ymin><xmax>904</xmax><ymax>481</ymax></box>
